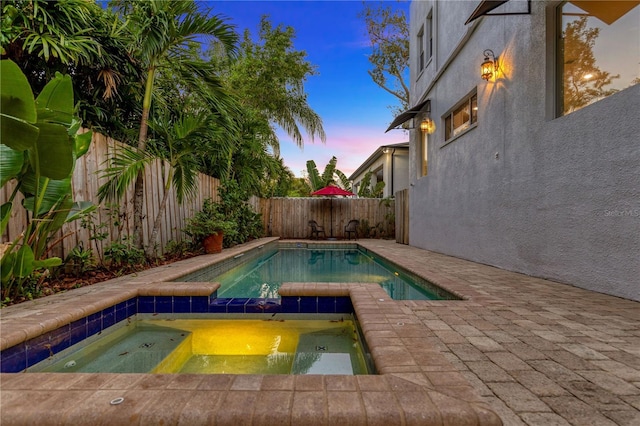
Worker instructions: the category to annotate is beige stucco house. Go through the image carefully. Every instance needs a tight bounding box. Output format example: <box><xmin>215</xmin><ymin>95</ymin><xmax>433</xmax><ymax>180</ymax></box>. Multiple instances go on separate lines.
<box><xmin>349</xmin><ymin>142</ymin><xmax>409</xmax><ymax>198</ymax></box>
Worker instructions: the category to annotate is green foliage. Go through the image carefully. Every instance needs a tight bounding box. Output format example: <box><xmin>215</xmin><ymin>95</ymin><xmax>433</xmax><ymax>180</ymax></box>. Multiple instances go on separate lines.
<box><xmin>359</xmin><ymin>3</ymin><xmax>409</xmax><ymax>114</ymax></box>
<box><xmin>164</xmin><ymin>240</ymin><xmax>194</xmax><ymax>259</ymax></box>
<box><xmin>305</xmin><ymin>156</ymin><xmax>351</xmax><ymax>192</ymax></box>
<box><xmin>357</xmin><ymin>219</ymin><xmax>373</xmax><ymax>238</ymax></box>
<box><xmin>225</xmin><ymin>16</ymin><xmax>325</xmax><ymax>149</ymax></box>
<box><xmin>110</xmin><ymin>0</ymin><xmax>240</xmax><ymax>249</ymax></box>
<box><xmin>0</xmin><ymin>59</ymin><xmax>95</xmax><ymax>301</ymax></box>
<box><xmin>379</xmin><ymin>196</ymin><xmax>395</xmax><ymax>239</ymax></box>
<box><xmin>199</xmin><ymin>15</ymin><xmax>325</xmax><ymax>197</ymax></box>
<box><xmin>260</xmin><ymin>156</ymin><xmax>297</xmax><ymax>197</ymax></box>
<box><xmin>78</xmin><ymin>203</ymin><xmax>126</xmax><ymax>268</ymax></box>
<box><xmin>183</xmin><ymin>181</ymin><xmax>264</xmax><ymax>248</ymax></box>
<box><xmin>357</xmin><ymin>170</ymin><xmax>385</xmax><ymax>198</ymax></box>
<box><xmin>1</xmin><ymin>0</ymin><xmax>101</xmax><ymax>64</ymax></box>
<box><xmin>1</xmin><ymin>0</ymin><xmax>144</xmax><ymax>139</ymax></box>
<box><xmin>104</xmin><ymin>237</ymin><xmax>146</xmax><ymax>270</ymax></box>
<box><xmin>183</xmin><ymin>198</ymin><xmax>237</xmax><ymax>243</ymax></box>
<box><xmin>214</xmin><ymin>181</ymin><xmax>264</xmax><ymax>247</ymax></box>
<box><xmin>287</xmin><ymin>177</ymin><xmax>312</xmax><ymax>197</ymax></box>
<box><xmin>64</xmin><ymin>243</ymin><xmax>95</xmax><ymax>278</ymax></box>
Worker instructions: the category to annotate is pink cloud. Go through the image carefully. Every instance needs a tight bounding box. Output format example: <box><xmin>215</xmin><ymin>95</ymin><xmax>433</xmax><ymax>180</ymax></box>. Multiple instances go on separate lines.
<box><xmin>279</xmin><ymin>124</ymin><xmax>408</xmax><ymax>177</ymax></box>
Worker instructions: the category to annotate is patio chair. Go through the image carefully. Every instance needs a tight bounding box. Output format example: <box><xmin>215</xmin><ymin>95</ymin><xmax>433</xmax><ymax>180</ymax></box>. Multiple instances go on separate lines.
<box><xmin>344</xmin><ymin>219</ymin><xmax>359</xmax><ymax>240</ymax></box>
<box><xmin>308</xmin><ymin>220</ymin><xmax>326</xmax><ymax>240</ymax></box>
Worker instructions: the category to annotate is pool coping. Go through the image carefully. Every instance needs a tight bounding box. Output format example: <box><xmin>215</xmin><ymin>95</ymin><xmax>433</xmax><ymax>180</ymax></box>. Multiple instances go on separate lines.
<box><xmin>0</xmin><ymin>237</ymin><xmax>501</xmax><ymax>425</ymax></box>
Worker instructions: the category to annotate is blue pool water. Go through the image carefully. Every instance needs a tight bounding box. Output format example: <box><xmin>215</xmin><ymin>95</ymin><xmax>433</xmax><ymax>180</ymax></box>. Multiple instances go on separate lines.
<box><xmin>184</xmin><ymin>248</ymin><xmax>446</xmax><ymax>300</ymax></box>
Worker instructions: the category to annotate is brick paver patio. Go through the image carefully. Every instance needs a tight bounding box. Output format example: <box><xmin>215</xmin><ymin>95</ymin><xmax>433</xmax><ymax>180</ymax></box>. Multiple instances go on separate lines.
<box><xmin>359</xmin><ymin>239</ymin><xmax>640</xmax><ymax>426</ymax></box>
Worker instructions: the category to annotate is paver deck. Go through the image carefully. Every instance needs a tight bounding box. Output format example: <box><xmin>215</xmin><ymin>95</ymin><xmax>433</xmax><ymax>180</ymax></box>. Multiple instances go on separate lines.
<box><xmin>1</xmin><ymin>238</ymin><xmax>638</xmax><ymax>425</ymax></box>
<box><xmin>358</xmin><ymin>240</ymin><xmax>640</xmax><ymax>426</ymax></box>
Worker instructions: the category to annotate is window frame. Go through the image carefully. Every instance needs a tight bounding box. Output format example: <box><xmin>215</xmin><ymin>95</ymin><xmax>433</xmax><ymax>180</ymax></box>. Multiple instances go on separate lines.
<box><xmin>417</xmin><ymin>25</ymin><xmax>425</xmax><ymax>72</ymax></box>
<box><xmin>442</xmin><ymin>91</ymin><xmax>478</xmax><ymax>144</ymax></box>
<box><xmin>555</xmin><ymin>0</ymin><xmax>640</xmax><ymax>117</ymax></box>
<box><xmin>426</xmin><ymin>10</ymin><xmax>433</xmax><ymax>61</ymax></box>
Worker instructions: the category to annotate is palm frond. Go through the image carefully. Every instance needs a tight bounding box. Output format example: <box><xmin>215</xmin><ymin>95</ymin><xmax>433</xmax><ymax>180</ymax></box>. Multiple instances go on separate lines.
<box><xmin>97</xmin><ymin>145</ymin><xmax>155</xmax><ymax>202</ymax></box>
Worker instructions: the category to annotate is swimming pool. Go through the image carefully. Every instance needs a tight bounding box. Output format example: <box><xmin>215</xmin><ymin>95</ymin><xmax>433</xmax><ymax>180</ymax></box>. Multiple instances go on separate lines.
<box><xmin>31</xmin><ymin>316</ymin><xmax>373</xmax><ymax>375</ymax></box>
<box><xmin>177</xmin><ymin>247</ymin><xmax>446</xmax><ymax>300</ymax></box>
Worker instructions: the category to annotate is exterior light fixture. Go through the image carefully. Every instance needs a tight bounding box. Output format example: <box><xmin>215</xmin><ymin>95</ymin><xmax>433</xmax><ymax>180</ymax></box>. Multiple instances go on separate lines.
<box><xmin>420</xmin><ymin>118</ymin><xmax>435</xmax><ymax>134</ymax></box>
<box><xmin>481</xmin><ymin>49</ymin><xmax>498</xmax><ymax>81</ymax></box>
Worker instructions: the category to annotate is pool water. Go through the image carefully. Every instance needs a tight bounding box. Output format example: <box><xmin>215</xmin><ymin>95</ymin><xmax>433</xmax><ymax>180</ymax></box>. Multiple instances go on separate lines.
<box><xmin>34</xmin><ymin>317</ymin><xmax>373</xmax><ymax>375</ymax></box>
<box><xmin>209</xmin><ymin>248</ymin><xmax>440</xmax><ymax>300</ymax></box>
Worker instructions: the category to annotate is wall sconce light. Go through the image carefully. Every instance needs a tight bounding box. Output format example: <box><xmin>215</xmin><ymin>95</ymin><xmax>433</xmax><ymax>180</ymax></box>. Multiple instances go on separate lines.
<box><xmin>481</xmin><ymin>49</ymin><xmax>498</xmax><ymax>81</ymax></box>
<box><xmin>420</xmin><ymin>118</ymin><xmax>435</xmax><ymax>134</ymax></box>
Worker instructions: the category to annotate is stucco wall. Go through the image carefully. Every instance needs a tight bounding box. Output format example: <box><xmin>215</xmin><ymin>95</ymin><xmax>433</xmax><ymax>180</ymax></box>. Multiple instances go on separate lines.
<box><xmin>392</xmin><ymin>151</ymin><xmax>409</xmax><ymax>196</ymax></box>
<box><xmin>409</xmin><ymin>1</ymin><xmax>640</xmax><ymax>301</ymax></box>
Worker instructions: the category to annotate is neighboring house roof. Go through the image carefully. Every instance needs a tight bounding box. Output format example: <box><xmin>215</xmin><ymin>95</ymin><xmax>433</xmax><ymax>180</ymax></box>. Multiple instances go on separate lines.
<box><xmin>348</xmin><ymin>142</ymin><xmax>409</xmax><ymax>181</ymax></box>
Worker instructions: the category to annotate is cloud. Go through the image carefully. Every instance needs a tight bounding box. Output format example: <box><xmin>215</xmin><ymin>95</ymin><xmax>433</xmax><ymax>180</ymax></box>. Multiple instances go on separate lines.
<box><xmin>279</xmin><ymin>124</ymin><xmax>408</xmax><ymax>177</ymax></box>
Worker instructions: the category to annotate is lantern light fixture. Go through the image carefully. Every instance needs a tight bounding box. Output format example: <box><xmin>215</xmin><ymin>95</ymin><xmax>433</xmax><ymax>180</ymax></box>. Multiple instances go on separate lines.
<box><xmin>481</xmin><ymin>49</ymin><xmax>498</xmax><ymax>81</ymax></box>
<box><xmin>420</xmin><ymin>118</ymin><xmax>435</xmax><ymax>134</ymax></box>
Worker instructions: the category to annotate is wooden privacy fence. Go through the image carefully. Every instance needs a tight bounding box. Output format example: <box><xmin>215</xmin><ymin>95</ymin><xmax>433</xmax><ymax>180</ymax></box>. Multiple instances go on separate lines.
<box><xmin>395</xmin><ymin>189</ymin><xmax>409</xmax><ymax>245</ymax></box>
<box><xmin>1</xmin><ymin>132</ymin><xmax>220</xmax><ymax>260</ymax></box>
<box><xmin>254</xmin><ymin>197</ymin><xmax>395</xmax><ymax>240</ymax></box>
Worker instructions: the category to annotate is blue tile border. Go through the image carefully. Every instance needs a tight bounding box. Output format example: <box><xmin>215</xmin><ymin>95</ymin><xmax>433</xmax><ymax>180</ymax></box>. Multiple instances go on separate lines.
<box><xmin>1</xmin><ymin>342</ymin><xmax>27</xmax><ymax>373</ymax></box>
<box><xmin>0</xmin><ymin>293</ymin><xmax>355</xmax><ymax>373</ymax></box>
<box><xmin>138</xmin><ymin>296</ymin><xmax>155</xmax><ymax>313</ymax></box>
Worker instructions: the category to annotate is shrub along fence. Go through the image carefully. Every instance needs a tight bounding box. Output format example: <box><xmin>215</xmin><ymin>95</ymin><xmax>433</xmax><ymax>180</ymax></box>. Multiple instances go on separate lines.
<box><xmin>1</xmin><ymin>132</ymin><xmax>220</xmax><ymax>260</ymax></box>
<box><xmin>251</xmin><ymin>197</ymin><xmax>395</xmax><ymax>240</ymax></box>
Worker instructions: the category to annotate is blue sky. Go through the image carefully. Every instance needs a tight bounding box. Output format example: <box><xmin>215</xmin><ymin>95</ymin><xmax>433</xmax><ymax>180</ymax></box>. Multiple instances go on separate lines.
<box><xmin>207</xmin><ymin>1</ymin><xmax>410</xmax><ymax>177</ymax></box>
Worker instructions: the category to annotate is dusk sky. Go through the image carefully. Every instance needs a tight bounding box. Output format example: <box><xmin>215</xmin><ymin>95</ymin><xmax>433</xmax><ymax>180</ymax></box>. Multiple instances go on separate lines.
<box><xmin>209</xmin><ymin>0</ymin><xmax>410</xmax><ymax>177</ymax></box>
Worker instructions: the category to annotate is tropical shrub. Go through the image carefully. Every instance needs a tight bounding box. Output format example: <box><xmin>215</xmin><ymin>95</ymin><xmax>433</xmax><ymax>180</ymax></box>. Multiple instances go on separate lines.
<box><xmin>0</xmin><ymin>59</ymin><xmax>95</xmax><ymax>301</ymax></box>
<box><xmin>183</xmin><ymin>198</ymin><xmax>236</xmax><ymax>245</ymax></box>
<box><xmin>63</xmin><ymin>243</ymin><xmax>95</xmax><ymax>278</ymax></box>
<box><xmin>214</xmin><ymin>181</ymin><xmax>264</xmax><ymax>247</ymax></box>
<box><xmin>104</xmin><ymin>237</ymin><xmax>146</xmax><ymax>271</ymax></box>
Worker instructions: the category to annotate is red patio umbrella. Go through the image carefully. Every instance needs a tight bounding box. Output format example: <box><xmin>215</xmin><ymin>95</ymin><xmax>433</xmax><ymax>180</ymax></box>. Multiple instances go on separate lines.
<box><xmin>311</xmin><ymin>185</ymin><xmax>355</xmax><ymax>238</ymax></box>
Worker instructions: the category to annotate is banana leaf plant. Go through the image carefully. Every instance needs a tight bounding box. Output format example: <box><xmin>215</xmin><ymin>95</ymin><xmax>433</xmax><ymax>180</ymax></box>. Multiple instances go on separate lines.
<box><xmin>305</xmin><ymin>156</ymin><xmax>351</xmax><ymax>192</ymax></box>
<box><xmin>0</xmin><ymin>59</ymin><xmax>95</xmax><ymax>299</ymax></box>
<box><xmin>356</xmin><ymin>169</ymin><xmax>385</xmax><ymax>198</ymax></box>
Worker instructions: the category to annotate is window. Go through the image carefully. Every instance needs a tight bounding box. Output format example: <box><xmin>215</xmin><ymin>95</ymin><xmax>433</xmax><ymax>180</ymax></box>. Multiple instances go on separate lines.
<box><xmin>557</xmin><ymin>1</ymin><xmax>639</xmax><ymax>116</ymax></box>
<box><xmin>426</xmin><ymin>10</ymin><xmax>433</xmax><ymax>61</ymax></box>
<box><xmin>417</xmin><ymin>25</ymin><xmax>425</xmax><ymax>71</ymax></box>
<box><xmin>444</xmin><ymin>93</ymin><xmax>477</xmax><ymax>141</ymax></box>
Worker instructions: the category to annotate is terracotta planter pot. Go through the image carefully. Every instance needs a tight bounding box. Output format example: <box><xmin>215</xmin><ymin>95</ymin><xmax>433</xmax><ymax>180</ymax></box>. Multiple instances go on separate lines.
<box><xmin>203</xmin><ymin>232</ymin><xmax>224</xmax><ymax>254</ymax></box>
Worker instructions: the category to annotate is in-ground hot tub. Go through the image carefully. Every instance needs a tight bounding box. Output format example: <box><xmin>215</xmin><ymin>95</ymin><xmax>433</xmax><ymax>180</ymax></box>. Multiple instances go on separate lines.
<box><xmin>30</xmin><ymin>316</ymin><xmax>374</xmax><ymax>375</ymax></box>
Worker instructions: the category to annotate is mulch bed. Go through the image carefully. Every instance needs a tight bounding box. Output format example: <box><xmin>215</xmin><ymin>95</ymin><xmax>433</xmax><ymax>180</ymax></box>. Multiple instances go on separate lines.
<box><xmin>6</xmin><ymin>251</ymin><xmax>202</xmax><ymax>306</ymax></box>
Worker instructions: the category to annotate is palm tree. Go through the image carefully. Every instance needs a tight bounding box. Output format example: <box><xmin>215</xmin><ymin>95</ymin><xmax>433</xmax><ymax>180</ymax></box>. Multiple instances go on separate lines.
<box><xmin>110</xmin><ymin>0</ymin><xmax>238</xmax><ymax>249</ymax></box>
<box><xmin>224</xmin><ymin>16</ymin><xmax>326</xmax><ymax>150</ymax></box>
<box><xmin>98</xmin><ymin>112</ymin><xmax>216</xmax><ymax>257</ymax></box>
